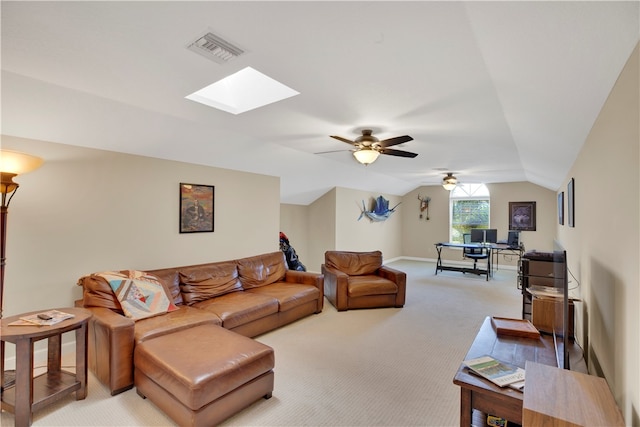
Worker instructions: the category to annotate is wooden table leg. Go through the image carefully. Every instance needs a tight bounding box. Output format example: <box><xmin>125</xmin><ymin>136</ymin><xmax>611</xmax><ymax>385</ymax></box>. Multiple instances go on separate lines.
<box><xmin>75</xmin><ymin>323</ymin><xmax>88</xmax><ymax>400</ymax></box>
<box><xmin>1</xmin><ymin>340</ymin><xmax>5</xmax><ymax>390</ymax></box>
<box><xmin>14</xmin><ymin>337</ymin><xmax>33</xmax><ymax>427</ymax></box>
<box><xmin>460</xmin><ymin>387</ymin><xmax>472</xmax><ymax>427</ymax></box>
<box><xmin>47</xmin><ymin>334</ymin><xmax>62</xmax><ymax>373</ymax></box>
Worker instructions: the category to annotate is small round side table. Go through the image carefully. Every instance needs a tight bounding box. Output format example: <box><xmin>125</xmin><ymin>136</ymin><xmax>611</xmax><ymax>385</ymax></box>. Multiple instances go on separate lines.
<box><xmin>1</xmin><ymin>307</ymin><xmax>92</xmax><ymax>427</ymax></box>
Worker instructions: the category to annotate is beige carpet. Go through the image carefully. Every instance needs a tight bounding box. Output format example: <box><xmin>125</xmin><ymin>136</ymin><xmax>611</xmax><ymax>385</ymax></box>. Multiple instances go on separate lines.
<box><xmin>1</xmin><ymin>260</ymin><xmax>521</xmax><ymax>427</ymax></box>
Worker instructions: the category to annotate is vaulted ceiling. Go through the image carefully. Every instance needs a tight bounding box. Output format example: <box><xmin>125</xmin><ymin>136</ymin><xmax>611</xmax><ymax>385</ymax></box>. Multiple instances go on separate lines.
<box><xmin>2</xmin><ymin>1</ymin><xmax>638</xmax><ymax>204</ymax></box>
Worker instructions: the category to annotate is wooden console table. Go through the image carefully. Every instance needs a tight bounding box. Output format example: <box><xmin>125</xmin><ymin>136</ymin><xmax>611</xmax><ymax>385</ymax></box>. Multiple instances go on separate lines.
<box><xmin>453</xmin><ymin>316</ymin><xmax>586</xmax><ymax>426</ymax></box>
<box><xmin>1</xmin><ymin>307</ymin><xmax>92</xmax><ymax>427</ymax></box>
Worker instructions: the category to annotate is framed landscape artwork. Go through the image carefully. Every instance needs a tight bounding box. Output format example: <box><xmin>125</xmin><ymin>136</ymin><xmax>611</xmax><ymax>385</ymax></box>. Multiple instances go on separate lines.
<box><xmin>558</xmin><ymin>192</ymin><xmax>564</xmax><ymax>225</ymax></box>
<box><xmin>180</xmin><ymin>183</ymin><xmax>214</xmax><ymax>233</ymax></box>
<box><xmin>509</xmin><ymin>201</ymin><xmax>536</xmax><ymax>231</ymax></box>
<box><xmin>567</xmin><ymin>178</ymin><xmax>575</xmax><ymax>227</ymax></box>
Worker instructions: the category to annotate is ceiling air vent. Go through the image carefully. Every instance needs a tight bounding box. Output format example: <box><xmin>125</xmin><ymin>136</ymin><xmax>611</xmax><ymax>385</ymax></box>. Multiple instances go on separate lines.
<box><xmin>187</xmin><ymin>32</ymin><xmax>244</xmax><ymax>64</ymax></box>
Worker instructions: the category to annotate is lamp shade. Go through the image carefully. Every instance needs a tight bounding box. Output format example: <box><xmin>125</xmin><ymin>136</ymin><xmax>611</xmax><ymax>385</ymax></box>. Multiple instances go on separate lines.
<box><xmin>353</xmin><ymin>148</ymin><xmax>380</xmax><ymax>165</ymax></box>
<box><xmin>0</xmin><ymin>150</ymin><xmax>43</xmax><ymax>175</ymax></box>
<box><xmin>442</xmin><ymin>173</ymin><xmax>457</xmax><ymax>190</ymax></box>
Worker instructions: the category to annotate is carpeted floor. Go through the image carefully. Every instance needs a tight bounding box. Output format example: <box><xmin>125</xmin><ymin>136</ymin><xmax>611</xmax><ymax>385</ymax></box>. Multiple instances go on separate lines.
<box><xmin>1</xmin><ymin>260</ymin><xmax>521</xmax><ymax>426</ymax></box>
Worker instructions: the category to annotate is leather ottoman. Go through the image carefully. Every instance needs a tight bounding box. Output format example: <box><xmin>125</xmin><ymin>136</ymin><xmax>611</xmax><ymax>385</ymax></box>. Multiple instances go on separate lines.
<box><xmin>134</xmin><ymin>324</ymin><xmax>274</xmax><ymax>426</ymax></box>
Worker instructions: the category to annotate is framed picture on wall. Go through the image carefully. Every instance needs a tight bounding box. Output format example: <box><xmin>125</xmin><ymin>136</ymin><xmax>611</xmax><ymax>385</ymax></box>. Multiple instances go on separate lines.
<box><xmin>180</xmin><ymin>183</ymin><xmax>214</xmax><ymax>233</ymax></box>
<box><xmin>558</xmin><ymin>192</ymin><xmax>564</xmax><ymax>225</ymax></box>
<box><xmin>509</xmin><ymin>201</ymin><xmax>536</xmax><ymax>231</ymax></box>
<box><xmin>567</xmin><ymin>178</ymin><xmax>575</xmax><ymax>228</ymax></box>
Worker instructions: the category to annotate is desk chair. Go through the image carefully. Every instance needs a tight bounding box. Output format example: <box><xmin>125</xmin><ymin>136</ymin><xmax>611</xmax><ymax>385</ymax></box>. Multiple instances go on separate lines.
<box><xmin>463</xmin><ymin>233</ymin><xmax>489</xmax><ymax>270</ymax></box>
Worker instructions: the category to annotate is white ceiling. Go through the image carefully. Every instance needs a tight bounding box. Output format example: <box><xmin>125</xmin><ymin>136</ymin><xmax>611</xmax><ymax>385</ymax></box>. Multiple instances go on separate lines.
<box><xmin>2</xmin><ymin>1</ymin><xmax>638</xmax><ymax>205</ymax></box>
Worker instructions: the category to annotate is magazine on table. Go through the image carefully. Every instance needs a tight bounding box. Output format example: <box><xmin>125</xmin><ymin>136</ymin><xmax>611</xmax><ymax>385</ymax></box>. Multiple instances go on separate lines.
<box><xmin>463</xmin><ymin>355</ymin><xmax>525</xmax><ymax>387</ymax></box>
<box><xmin>9</xmin><ymin>310</ymin><xmax>75</xmax><ymax>326</ymax></box>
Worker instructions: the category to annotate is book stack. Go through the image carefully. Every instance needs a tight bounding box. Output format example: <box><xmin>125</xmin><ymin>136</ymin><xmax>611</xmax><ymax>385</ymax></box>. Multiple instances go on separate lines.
<box><xmin>463</xmin><ymin>355</ymin><xmax>525</xmax><ymax>391</ymax></box>
<box><xmin>8</xmin><ymin>310</ymin><xmax>75</xmax><ymax>326</ymax></box>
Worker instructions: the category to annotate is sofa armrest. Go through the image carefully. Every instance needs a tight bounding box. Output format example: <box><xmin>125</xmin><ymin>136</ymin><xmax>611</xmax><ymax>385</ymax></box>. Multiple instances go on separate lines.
<box><xmin>321</xmin><ymin>265</ymin><xmax>349</xmax><ymax>311</ymax></box>
<box><xmin>284</xmin><ymin>270</ymin><xmax>325</xmax><ymax>312</ymax></box>
<box><xmin>378</xmin><ymin>265</ymin><xmax>407</xmax><ymax>308</ymax></box>
<box><xmin>84</xmin><ymin>307</ymin><xmax>136</xmax><ymax>395</ymax></box>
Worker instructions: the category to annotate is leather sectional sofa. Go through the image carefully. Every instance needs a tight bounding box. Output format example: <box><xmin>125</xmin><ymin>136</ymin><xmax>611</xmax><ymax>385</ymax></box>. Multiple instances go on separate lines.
<box><xmin>76</xmin><ymin>251</ymin><xmax>324</xmax><ymax>396</ymax></box>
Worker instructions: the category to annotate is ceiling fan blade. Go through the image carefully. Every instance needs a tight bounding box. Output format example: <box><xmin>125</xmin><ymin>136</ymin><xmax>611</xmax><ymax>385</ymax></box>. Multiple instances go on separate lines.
<box><xmin>315</xmin><ymin>149</ymin><xmax>353</xmax><ymax>154</ymax></box>
<box><xmin>379</xmin><ymin>135</ymin><xmax>413</xmax><ymax>148</ymax></box>
<box><xmin>330</xmin><ymin>135</ymin><xmax>357</xmax><ymax>146</ymax></box>
<box><xmin>380</xmin><ymin>148</ymin><xmax>418</xmax><ymax>158</ymax></box>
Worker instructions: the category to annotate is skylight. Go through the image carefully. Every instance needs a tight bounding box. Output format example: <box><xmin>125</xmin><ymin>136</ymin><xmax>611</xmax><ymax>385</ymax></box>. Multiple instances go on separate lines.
<box><xmin>185</xmin><ymin>67</ymin><xmax>299</xmax><ymax>115</ymax></box>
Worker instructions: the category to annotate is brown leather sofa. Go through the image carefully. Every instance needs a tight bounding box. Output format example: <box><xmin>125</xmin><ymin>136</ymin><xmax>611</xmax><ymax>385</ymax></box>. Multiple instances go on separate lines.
<box><xmin>77</xmin><ymin>251</ymin><xmax>324</xmax><ymax>396</ymax></box>
<box><xmin>322</xmin><ymin>250</ymin><xmax>406</xmax><ymax>311</ymax></box>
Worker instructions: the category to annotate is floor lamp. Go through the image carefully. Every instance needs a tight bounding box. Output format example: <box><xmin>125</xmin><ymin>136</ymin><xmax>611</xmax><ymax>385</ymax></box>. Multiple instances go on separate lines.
<box><xmin>1</xmin><ymin>149</ymin><xmax>43</xmax><ymax>388</ymax></box>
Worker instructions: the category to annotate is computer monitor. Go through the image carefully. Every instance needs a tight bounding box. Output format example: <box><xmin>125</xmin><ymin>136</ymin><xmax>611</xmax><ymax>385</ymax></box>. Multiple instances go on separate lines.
<box><xmin>485</xmin><ymin>229</ymin><xmax>497</xmax><ymax>244</ymax></box>
<box><xmin>470</xmin><ymin>229</ymin><xmax>498</xmax><ymax>243</ymax></box>
<box><xmin>507</xmin><ymin>231</ymin><xmax>520</xmax><ymax>247</ymax></box>
<box><xmin>470</xmin><ymin>229</ymin><xmax>485</xmax><ymax>243</ymax></box>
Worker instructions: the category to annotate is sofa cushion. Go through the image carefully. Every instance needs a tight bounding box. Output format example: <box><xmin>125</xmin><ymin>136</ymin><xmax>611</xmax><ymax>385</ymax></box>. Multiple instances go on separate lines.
<box><xmin>247</xmin><ymin>282</ymin><xmax>321</xmax><ymax>312</ymax></box>
<box><xmin>179</xmin><ymin>262</ymin><xmax>242</xmax><ymax>304</ymax></box>
<box><xmin>146</xmin><ymin>267</ymin><xmax>183</xmax><ymax>306</ymax></box>
<box><xmin>134</xmin><ymin>306</ymin><xmax>221</xmax><ymax>344</ymax></box>
<box><xmin>193</xmin><ymin>291</ymin><xmax>279</xmax><ymax>329</ymax></box>
<box><xmin>347</xmin><ymin>275</ymin><xmax>398</xmax><ymax>298</ymax></box>
<box><xmin>325</xmin><ymin>250</ymin><xmax>383</xmax><ymax>276</ymax></box>
<box><xmin>236</xmin><ymin>252</ymin><xmax>287</xmax><ymax>289</ymax></box>
<box><xmin>77</xmin><ymin>274</ymin><xmax>124</xmax><ymax>313</ymax></box>
<box><xmin>96</xmin><ymin>270</ymin><xmax>178</xmax><ymax>320</ymax></box>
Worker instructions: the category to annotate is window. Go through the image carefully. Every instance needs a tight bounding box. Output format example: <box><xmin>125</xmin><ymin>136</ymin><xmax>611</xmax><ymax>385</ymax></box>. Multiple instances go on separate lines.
<box><xmin>450</xmin><ymin>184</ymin><xmax>490</xmax><ymax>243</ymax></box>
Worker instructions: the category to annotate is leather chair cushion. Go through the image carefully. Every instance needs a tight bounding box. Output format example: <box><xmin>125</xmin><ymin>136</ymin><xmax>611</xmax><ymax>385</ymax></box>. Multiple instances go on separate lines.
<box><xmin>325</xmin><ymin>250</ymin><xmax>383</xmax><ymax>276</ymax></box>
<box><xmin>348</xmin><ymin>275</ymin><xmax>398</xmax><ymax>298</ymax></box>
<box><xmin>179</xmin><ymin>262</ymin><xmax>242</xmax><ymax>304</ymax></box>
<box><xmin>193</xmin><ymin>291</ymin><xmax>279</xmax><ymax>329</ymax></box>
<box><xmin>237</xmin><ymin>251</ymin><xmax>287</xmax><ymax>289</ymax></box>
<box><xmin>134</xmin><ymin>324</ymin><xmax>274</xmax><ymax>411</ymax></box>
<box><xmin>134</xmin><ymin>306</ymin><xmax>222</xmax><ymax>344</ymax></box>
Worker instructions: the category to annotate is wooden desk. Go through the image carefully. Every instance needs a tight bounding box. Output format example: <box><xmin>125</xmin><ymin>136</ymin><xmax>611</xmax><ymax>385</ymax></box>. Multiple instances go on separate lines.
<box><xmin>434</xmin><ymin>242</ymin><xmax>492</xmax><ymax>281</ymax></box>
<box><xmin>1</xmin><ymin>307</ymin><xmax>92</xmax><ymax>427</ymax></box>
<box><xmin>453</xmin><ymin>317</ymin><xmax>586</xmax><ymax>426</ymax></box>
<box><xmin>523</xmin><ymin>361</ymin><xmax>625</xmax><ymax>426</ymax></box>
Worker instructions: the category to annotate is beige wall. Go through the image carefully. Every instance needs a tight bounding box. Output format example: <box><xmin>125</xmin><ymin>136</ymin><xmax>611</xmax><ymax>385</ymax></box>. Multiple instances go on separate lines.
<box><xmin>558</xmin><ymin>43</ymin><xmax>639</xmax><ymax>423</ymax></box>
<box><xmin>305</xmin><ymin>188</ymin><xmax>336</xmax><ymax>272</ymax></box>
<box><xmin>335</xmin><ymin>188</ymin><xmax>402</xmax><ymax>259</ymax></box>
<box><xmin>1</xmin><ymin>136</ymin><xmax>280</xmax><ymax>320</ymax></box>
<box><xmin>283</xmin><ymin>187</ymin><xmax>403</xmax><ymax>272</ymax></box>
<box><xmin>401</xmin><ymin>182</ymin><xmax>557</xmax><ymax>266</ymax></box>
<box><xmin>280</xmin><ymin>203</ymin><xmax>309</xmax><ymax>269</ymax></box>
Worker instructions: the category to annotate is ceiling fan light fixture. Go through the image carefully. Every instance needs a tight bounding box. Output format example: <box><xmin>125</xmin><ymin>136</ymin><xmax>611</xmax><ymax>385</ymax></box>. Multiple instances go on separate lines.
<box><xmin>442</xmin><ymin>173</ymin><xmax>457</xmax><ymax>190</ymax></box>
<box><xmin>353</xmin><ymin>148</ymin><xmax>380</xmax><ymax>165</ymax></box>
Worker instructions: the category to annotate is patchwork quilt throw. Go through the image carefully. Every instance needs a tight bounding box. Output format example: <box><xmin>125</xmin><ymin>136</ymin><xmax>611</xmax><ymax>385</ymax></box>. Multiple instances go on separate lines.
<box><xmin>97</xmin><ymin>270</ymin><xmax>177</xmax><ymax>320</ymax></box>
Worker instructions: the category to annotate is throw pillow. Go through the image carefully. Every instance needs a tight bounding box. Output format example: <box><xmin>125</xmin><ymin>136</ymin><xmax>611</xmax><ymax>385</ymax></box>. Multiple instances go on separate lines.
<box><xmin>97</xmin><ymin>270</ymin><xmax>178</xmax><ymax>320</ymax></box>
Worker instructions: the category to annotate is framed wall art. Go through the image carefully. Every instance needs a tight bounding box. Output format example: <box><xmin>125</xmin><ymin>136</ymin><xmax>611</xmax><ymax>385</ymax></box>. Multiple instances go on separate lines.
<box><xmin>180</xmin><ymin>183</ymin><xmax>214</xmax><ymax>233</ymax></box>
<box><xmin>508</xmin><ymin>201</ymin><xmax>536</xmax><ymax>231</ymax></box>
<box><xmin>567</xmin><ymin>178</ymin><xmax>575</xmax><ymax>228</ymax></box>
<box><xmin>558</xmin><ymin>192</ymin><xmax>564</xmax><ymax>225</ymax></box>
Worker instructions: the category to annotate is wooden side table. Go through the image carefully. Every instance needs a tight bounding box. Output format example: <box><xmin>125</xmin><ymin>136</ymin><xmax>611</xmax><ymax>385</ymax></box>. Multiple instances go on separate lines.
<box><xmin>1</xmin><ymin>307</ymin><xmax>92</xmax><ymax>427</ymax></box>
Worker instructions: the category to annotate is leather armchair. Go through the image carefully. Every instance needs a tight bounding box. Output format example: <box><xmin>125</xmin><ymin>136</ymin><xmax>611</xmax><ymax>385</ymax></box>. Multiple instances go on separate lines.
<box><xmin>321</xmin><ymin>250</ymin><xmax>406</xmax><ymax>311</ymax></box>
